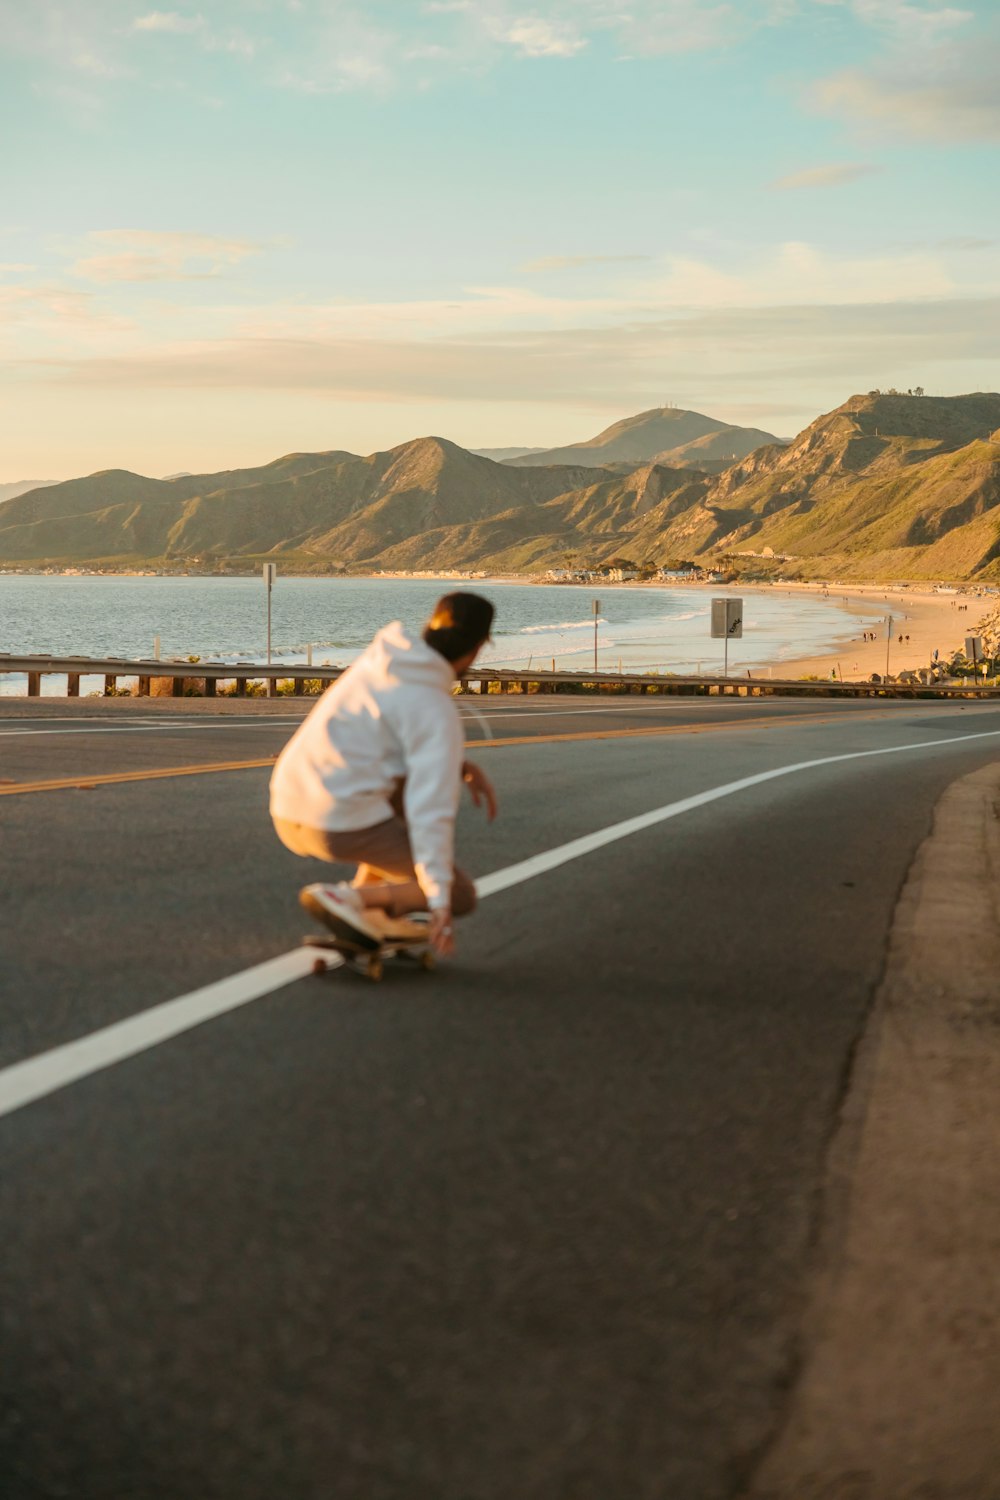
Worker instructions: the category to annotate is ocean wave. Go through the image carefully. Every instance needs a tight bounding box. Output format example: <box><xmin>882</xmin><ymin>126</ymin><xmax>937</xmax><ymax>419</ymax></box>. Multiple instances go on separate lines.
<box><xmin>514</xmin><ymin>618</ymin><xmax>604</xmax><ymax>634</ymax></box>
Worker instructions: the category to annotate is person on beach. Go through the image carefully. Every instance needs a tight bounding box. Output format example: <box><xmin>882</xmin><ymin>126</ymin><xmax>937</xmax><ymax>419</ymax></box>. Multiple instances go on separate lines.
<box><xmin>270</xmin><ymin>592</ymin><xmax>498</xmax><ymax>958</ymax></box>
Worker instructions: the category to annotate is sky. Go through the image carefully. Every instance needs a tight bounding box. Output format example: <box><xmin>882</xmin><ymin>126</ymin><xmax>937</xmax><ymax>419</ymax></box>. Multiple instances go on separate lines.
<box><xmin>1</xmin><ymin>0</ymin><xmax>999</xmax><ymax>479</ymax></box>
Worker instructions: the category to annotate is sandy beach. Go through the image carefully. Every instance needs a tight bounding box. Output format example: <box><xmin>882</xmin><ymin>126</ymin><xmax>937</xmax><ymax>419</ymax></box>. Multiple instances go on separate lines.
<box><xmin>507</xmin><ymin>575</ymin><xmax>996</xmax><ymax>682</ymax></box>
<box><xmin>756</xmin><ymin>583</ymin><xmax>994</xmax><ymax>682</ymax></box>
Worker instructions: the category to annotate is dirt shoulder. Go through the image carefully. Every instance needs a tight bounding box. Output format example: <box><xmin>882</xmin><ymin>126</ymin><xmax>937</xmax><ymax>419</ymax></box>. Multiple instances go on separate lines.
<box><xmin>748</xmin><ymin>760</ymin><xmax>1000</xmax><ymax>1499</ymax></box>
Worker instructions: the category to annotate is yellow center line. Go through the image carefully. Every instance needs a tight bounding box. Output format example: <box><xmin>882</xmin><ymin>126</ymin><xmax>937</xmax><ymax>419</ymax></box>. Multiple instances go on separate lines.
<box><xmin>0</xmin><ymin>757</ymin><xmax>277</xmax><ymax>797</ymax></box>
<box><xmin>0</xmin><ymin>706</ymin><xmax>986</xmax><ymax>795</ymax></box>
<box><xmin>468</xmin><ymin>707</ymin><xmax>921</xmax><ymax>749</ymax></box>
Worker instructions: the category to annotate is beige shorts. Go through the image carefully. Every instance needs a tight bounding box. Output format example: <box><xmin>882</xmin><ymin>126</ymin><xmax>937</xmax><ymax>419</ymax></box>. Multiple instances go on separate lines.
<box><xmin>273</xmin><ymin>814</ymin><xmax>476</xmax><ymax>916</ymax></box>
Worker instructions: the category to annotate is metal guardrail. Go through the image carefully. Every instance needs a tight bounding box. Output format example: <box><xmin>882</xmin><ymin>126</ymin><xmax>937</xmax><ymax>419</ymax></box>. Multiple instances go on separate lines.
<box><xmin>0</xmin><ymin>654</ymin><xmax>342</xmax><ymax>698</ymax></box>
<box><xmin>0</xmin><ymin>654</ymin><xmax>998</xmax><ymax>701</ymax></box>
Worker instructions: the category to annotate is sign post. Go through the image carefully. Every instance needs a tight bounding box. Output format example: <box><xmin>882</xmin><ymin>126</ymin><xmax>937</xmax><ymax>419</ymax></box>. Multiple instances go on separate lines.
<box><xmin>885</xmin><ymin>614</ymin><xmax>893</xmax><ymax>680</ymax></box>
<box><xmin>593</xmin><ymin>598</ymin><xmax>600</xmax><ymax>672</ymax></box>
<box><xmin>710</xmin><ymin>596</ymin><xmax>743</xmax><ymax>678</ymax></box>
<box><xmin>966</xmin><ymin>635</ymin><xmax>982</xmax><ymax>685</ymax></box>
<box><xmin>263</xmin><ymin>563</ymin><xmax>277</xmax><ymax>667</ymax></box>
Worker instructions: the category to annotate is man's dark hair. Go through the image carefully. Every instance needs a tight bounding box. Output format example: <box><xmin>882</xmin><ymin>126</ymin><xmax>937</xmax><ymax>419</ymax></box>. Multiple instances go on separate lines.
<box><xmin>423</xmin><ymin>591</ymin><xmax>495</xmax><ymax>663</ymax></box>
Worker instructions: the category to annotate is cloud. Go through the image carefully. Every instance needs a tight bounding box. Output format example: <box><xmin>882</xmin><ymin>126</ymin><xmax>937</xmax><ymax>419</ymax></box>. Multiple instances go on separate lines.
<box><xmin>277</xmin><ymin>7</ymin><xmax>399</xmax><ymax>93</ymax></box>
<box><xmin>521</xmin><ymin>254</ymin><xmax>653</xmax><ymax>273</ymax></box>
<box><xmin>844</xmin><ymin>0</ymin><xmax>974</xmax><ymax>44</ymax></box>
<box><xmin>19</xmin><ymin>297</ymin><xmax>1000</xmax><ymax>415</ymax></box>
<box><xmin>71</xmin><ymin>230</ymin><xmax>265</xmax><ymax>283</ymax></box>
<box><xmin>309</xmin><ymin>0</ymin><xmax>795</xmax><ymax>92</ymax></box>
<box><xmin>73</xmin><ymin>50</ymin><xmax>126</xmax><ymax>78</ymax></box>
<box><xmin>131</xmin><ymin>8</ymin><xmax>259</xmax><ymax>61</ymax></box>
<box><xmin>633</xmin><ymin>240</ymin><xmax>958</xmax><ymax>308</ymax></box>
<box><xmin>815</xmin><ymin>63</ymin><xmax>1000</xmax><ymax>140</ymax></box>
<box><xmin>938</xmin><ymin>236</ymin><xmax>994</xmax><ymax>250</ymax></box>
<box><xmin>810</xmin><ymin>0</ymin><xmax>1000</xmax><ymax>140</ymax></box>
<box><xmin>503</xmin><ymin>18</ymin><xmax>586</xmax><ymax>57</ymax></box>
<box><xmin>769</xmin><ymin>162</ymin><xmax>882</xmax><ymax>190</ymax></box>
<box><xmin>0</xmin><ymin>0</ymin><xmax>816</xmax><ymax>104</ymax></box>
<box><xmin>32</xmin><ymin>78</ymin><xmax>107</xmax><ymax>126</ymax></box>
<box><xmin>0</xmin><ymin>284</ymin><xmax>134</xmax><ymax>359</ymax></box>
<box><xmin>0</xmin><ymin>2</ymin><xmax>125</xmax><ymax>86</ymax></box>
<box><xmin>132</xmin><ymin>11</ymin><xmax>206</xmax><ymax>34</ymax></box>
<box><xmin>7</xmin><ymin>239</ymin><xmax>997</xmax><ymax>436</ymax></box>
<box><xmin>611</xmin><ymin>3</ymin><xmax>749</xmax><ymax>57</ymax></box>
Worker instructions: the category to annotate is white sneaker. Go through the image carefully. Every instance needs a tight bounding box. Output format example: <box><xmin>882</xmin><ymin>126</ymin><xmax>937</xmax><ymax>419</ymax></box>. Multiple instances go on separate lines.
<box><xmin>300</xmin><ymin>883</ymin><xmax>383</xmax><ymax>951</ymax></box>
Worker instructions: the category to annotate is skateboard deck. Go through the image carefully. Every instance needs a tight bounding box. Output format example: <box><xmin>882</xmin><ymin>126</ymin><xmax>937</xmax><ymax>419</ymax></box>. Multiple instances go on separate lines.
<box><xmin>303</xmin><ymin>932</ymin><xmax>435</xmax><ymax>982</ymax></box>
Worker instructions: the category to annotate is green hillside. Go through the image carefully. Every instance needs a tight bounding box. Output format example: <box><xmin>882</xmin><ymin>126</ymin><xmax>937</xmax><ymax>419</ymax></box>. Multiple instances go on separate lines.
<box><xmin>673</xmin><ymin>393</ymin><xmax>1000</xmax><ymax>580</ymax></box>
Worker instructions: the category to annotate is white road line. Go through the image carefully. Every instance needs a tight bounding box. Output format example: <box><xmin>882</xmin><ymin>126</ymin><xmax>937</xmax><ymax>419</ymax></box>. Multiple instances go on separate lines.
<box><xmin>0</xmin><ymin>951</ymin><xmax>333</xmax><ymax>1120</ymax></box>
<box><xmin>0</xmin><ymin>722</ymin><xmax>302</xmax><ymax>738</ymax></box>
<box><xmin>0</xmin><ymin>700</ymin><xmax>951</xmax><ymax>735</ymax></box>
<box><xmin>475</xmin><ymin>727</ymin><xmax>1000</xmax><ymax>893</ymax></box>
<box><xmin>0</xmin><ymin>705</ymin><xmax>782</xmax><ymax>741</ymax></box>
<box><xmin>2</xmin><ymin>724</ymin><xmax>999</xmax><ymax>1122</ymax></box>
<box><xmin>0</xmin><ymin>720</ymin><xmax>301</xmax><ymax>732</ymax></box>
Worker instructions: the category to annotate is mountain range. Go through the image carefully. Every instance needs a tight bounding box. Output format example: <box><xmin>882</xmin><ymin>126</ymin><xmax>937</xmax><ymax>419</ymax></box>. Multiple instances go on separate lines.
<box><xmin>2</xmin><ymin>395</ymin><xmax>998</xmax><ymax>581</ymax></box>
<box><xmin>0</xmin><ymin>480</ymin><xmax>56</xmax><ymax>505</ymax></box>
<box><xmin>501</xmin><ymin>406</ymin><xmax>781</xmax><ymax>473</ymax></box>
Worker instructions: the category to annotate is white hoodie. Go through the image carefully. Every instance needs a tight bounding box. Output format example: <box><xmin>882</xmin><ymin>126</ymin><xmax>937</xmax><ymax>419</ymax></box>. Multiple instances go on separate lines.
<box><xmin>269</xmin><ymin>622</ymin><xmax>463</xmax><ymax>909</ymax></box>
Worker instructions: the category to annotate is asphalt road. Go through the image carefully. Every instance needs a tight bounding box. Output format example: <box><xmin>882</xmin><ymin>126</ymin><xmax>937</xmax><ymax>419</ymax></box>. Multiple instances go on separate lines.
<box><xmin>2</xmin><ymin>693</ymin><xmax>999</xmax><ymax>1499</ymax></box>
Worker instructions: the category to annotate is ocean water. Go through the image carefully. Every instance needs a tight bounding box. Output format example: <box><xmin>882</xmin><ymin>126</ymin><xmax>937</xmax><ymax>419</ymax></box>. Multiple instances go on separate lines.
<box><xmin>0</xmin><ymin>575</ymin><xmax>883</xmax><ymax>692</ymax></box>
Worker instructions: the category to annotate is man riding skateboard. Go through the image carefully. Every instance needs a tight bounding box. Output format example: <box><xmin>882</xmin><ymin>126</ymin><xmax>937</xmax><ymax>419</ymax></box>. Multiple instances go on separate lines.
<box><xmin>270</xmin><ymin>591</ymin><xmax>497</xmax><ymax>958</ymax></box>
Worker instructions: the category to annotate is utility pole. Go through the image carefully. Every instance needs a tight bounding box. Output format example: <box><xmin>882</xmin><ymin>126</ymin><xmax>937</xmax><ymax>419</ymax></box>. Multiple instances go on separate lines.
<box><xmin>593</xmin><ymin>597</ymin><xmax>600</xmax><ymax>672</ymax></box>
<box><xmin>885</xmin><ymin>613</ymin><xmax>893</xmax><ymax>680</ymax></box>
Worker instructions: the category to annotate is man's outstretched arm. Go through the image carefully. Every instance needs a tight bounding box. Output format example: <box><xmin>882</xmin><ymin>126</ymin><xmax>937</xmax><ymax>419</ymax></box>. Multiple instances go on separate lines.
<box><xmin>461</xmin><ymin>760</ymin><xmax>498</xmax><ymax>821</ymax></box>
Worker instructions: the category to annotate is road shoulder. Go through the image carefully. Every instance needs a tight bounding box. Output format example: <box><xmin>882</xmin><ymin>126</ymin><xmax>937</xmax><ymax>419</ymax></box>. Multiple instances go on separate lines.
<box><xmin>748</xmin><ymin>759</ymin><xmax>1000</xmax><ymax>1500</ymax></box>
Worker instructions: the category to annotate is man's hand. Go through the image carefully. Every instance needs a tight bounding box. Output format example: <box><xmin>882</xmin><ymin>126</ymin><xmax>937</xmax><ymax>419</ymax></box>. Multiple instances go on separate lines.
<box><xmin>428</xmin><ymin>908</ymin><xmax>456</xmax><ymax>958</ymax></box>
<box><xmin>462</xmin><ymin>761</ymin><xmax>498</xmax><ymax>821</ymax></box>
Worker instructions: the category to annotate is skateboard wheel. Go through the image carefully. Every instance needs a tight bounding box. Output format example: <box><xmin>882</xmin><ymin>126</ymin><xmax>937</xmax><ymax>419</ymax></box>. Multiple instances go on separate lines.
<box><xmin>311</xmin><ymin>957</ymin><xmax>327</xmax><ymax>976</ymax></box>
<box><xmin>419</xmin><ymin>951</ymin><xmax>435</xmax><ymax>972</ymax></box>
<box><xmin>367</xmin><ymin>957</ymin><xmax>384</xmax><ymax>982</ymax></box>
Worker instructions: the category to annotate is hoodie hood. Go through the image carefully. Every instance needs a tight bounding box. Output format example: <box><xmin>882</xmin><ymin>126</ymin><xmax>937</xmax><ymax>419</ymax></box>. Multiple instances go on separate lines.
<box><xmin>365</xmin><ymin>621</ymin><xmax>455</xmax><ymax>692</ymax></box>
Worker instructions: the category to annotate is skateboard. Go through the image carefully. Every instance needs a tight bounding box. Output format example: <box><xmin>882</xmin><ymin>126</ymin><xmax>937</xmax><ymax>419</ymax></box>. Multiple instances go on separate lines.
<box><xmin>303</xmin><ymin>931</ymin><xmax>436</xmax><ymax>982</ymax></box>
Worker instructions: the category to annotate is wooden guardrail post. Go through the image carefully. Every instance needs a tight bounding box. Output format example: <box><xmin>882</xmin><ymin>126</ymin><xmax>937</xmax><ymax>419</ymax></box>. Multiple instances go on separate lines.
<box><xmin>66</xmin><ymin>673</ymin><xmax>80</xmax><ymax>697</ymax></box>
<box><xmin>171</xmin><ymin>677</ymin><xmax>185</xmax><ymax>697</ymax></box>
<box><xmin>104</xmin><ymin>674</ymin><xmax>116</xmax><ymax>696</ymax></box>
<box><xmin>27</xmin><ymin>672</ymin><xmax>41</xmax><ymax>697</ymax></box>
<box><xmin>205</xmin><ymin>677</ymin><xmax>216</xmax><ymax>698</ymax></box>
<box><xmin>267</xmin><ymin>676</ymin><xmax>278</xmax><ymax>698</ymax></box>
<box><xmin>137</xmin><ymin>676</ymin><xmax>150</xmax><ymax>697</ymax></box>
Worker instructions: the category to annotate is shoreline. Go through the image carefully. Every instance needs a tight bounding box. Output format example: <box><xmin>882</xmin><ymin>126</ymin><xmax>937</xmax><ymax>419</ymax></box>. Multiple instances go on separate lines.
<box><xmin>511</xmin><ymin>577</ymin><xmax>994</xmax><ymax>681</ymax></box>
<box><xmin>0</xmin><ymin>574</ymin><xmax>993</xmax><ymax>688</ymax></box>
<box><xmin>481</xmin><ymin>577</ymin><xmax>992</xmax><ymax>682</ymax></box>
